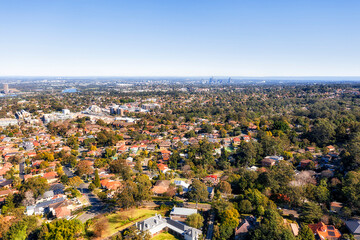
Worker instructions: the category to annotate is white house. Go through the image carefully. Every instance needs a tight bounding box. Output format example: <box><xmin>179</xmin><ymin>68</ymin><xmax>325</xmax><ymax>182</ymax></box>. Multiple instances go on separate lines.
<box><xmin>136</xmin><ymin>214</ymin><xmax>202</xmax><ymax>240</ymax></box>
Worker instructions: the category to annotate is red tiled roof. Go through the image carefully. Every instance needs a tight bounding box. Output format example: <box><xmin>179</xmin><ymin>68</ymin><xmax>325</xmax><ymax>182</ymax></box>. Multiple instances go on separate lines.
<box><xmin>43</xmin><ymin>172</ymin><xmax>57</xmax><ymax>179</ymax></box>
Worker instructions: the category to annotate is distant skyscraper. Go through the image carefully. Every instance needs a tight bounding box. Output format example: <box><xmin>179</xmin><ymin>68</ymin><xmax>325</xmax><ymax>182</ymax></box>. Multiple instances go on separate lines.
<box><xmin>3</xmin><ymin>84</ymin><xmax>9</xmax><ymax>94</ymax></box>
<box><xmin>209</xmin><ymin>77</ymin><xmax>214</xmax><ymax>84</ymax></box>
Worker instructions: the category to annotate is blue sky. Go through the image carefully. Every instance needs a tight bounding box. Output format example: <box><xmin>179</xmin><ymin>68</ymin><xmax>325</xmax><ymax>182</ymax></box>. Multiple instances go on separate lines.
<box><xmin>0</xmin><ymin>0</ymin><xmax>359</xmax><ymax>76</ymax></box>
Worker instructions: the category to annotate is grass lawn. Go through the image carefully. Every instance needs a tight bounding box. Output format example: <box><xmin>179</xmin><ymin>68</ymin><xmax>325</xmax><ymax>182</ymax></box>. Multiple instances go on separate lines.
<box><xmin>104</xmin><ymin>208</ymin><xmax>166</xmax><ymax>237</ymax></box>
<box><xmin>151</xmin><ymin>232</ymin><xmax>181</xmax><ymax>240</ymax></box>
<box><xmin>225</xmin><ymin>146</ymin><xmax>235</xmax><ymax>152</ymax></box>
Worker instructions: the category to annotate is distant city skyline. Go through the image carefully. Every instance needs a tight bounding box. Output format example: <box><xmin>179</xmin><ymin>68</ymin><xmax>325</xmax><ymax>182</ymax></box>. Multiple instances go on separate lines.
<box><xmin>0</xmin><ymin>0</ymin><xmax>359</xmax><ymax>76</ymax></box>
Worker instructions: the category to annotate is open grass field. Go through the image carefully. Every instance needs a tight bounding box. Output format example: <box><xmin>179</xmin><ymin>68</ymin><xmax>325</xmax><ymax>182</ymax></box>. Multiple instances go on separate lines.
<box><xmin>151</xmin><ymin>232</ymin><xmax>181</xmax><ymax>240</ymax></box>
<box><xmin>104</xmin><ymin>208</ymin><xmax>166</xmax><ymax>237</ymax></box>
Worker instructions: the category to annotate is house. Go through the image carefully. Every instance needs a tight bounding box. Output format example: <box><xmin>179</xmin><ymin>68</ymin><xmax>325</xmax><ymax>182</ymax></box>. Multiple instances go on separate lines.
<box><xmin>36</xmin><ymin>190</ymin><xmax>54</xmax><ymax>203</ymax></box>
<box><xmin>0</xmin><ymin>189</ymin><xmax>18</xmax><ymax>204</ymax></box>
<box><xmin>136</xmin><ymin>214</ymin><xmax>202</xmax><ymax>240</ymax></box>
<box><xmin>100</xmin><ymin>179</ymin><xmax>122</xmax><ymax>191</ymax></box>
<box><xmin>247</xmin><ymin>166</ymin><xmax>258</xmax><ymax>171</ymax></box>
<box><xmin>290</xmin><ymin>223</ymin><xmax>299</xmax><ymax>237</ymax></box>
<box><xmin>20</xmin><ymin>141</ymin><xmax>34</xmax><ymax>151</ymax></box>
<box><xmin>0</xmin><ymin>179</ymin><xmax>13</xmax><ymax>188</ymax></box>
<box><xmin>202</xmin><ymin>175</ymin><xmax>219</xmax><ymax>185</ymax></box>
<box><xmin>157</xmin><ymin>163</ymin><xmax>170</xmax><ymax>174</ymax></box>
<box><xmin>306</xmin><ymin>147</ymin><xmax>316</xmax><ymax>153</ymax></box>
<box><xmin>0</xmin><ymin>162</ymin><xmax>12</xmax><ymax>177</ymax></box>
<box><xmin>26</xmin><ymin>197</ymin><xmax>66</xmax><ymax>216</ymax></box>
<box><xmin>330</xmin><ymin>202</ymin><xmax>343</xmax><ymax>213</ymax></box>
<box><xmin>235</xmin><ymin>216</ymin><xmax>257</xmax><ymax>240</ymax></box>
<box><xmin>262</xmin><ymin>158</ymin><xmax>276</xmax><ymax>167</ymax></box>
<box><xmin>49</xmin><ymin>199</ymin><xmax>72</xmax><ymax>219</ymax></box>
<box><xmin>232</xmin><ymin>137</ymin><xmax>241</xmax><ymax>145</ymax></box>
<box><xmin>327</xmin><ymin>145</ymin><xmax>336</xmax><ymax>152</ymax></box>
<box><xmin>300</xmin><ymin>160</ymin><xmax>314</xmax><ymax>169</ymax></box>
<box><xmin>308</xmin><ymin>222</ymin><xmax>341</xmax><ymax>240</ymax></box>
<box><xmin>159</xmin><ymin>140</ymin><xmax>172</xmax><ymax>149</ymax></box>
<box><xmin>152</xmin><ymin>180</ymin><xmax>171</xmax><ymax>195</ymax></box>
<box><xmin>207</xmin><ymin>187</ymin><xmax>214</xmax><ymax>199</ymax></box>
<box><xmin>43</xmin><ymin>172</ymin><xmax>58</xmax><ymax>183</ymax></box>
<box><xmin>170</xmin><ymin>207</ymin><xmax>198</xmax><ymax>222</ymax></box>
<box><xmin>242</xmin><ymin>135</ymin><xmax>251</xmax><ymax>142</ymax></box>
<box><xmin>262</xmin><ymin>156</ymin><xmax>283</xmax><ymax>167</ymax></box>
<box><xmin>49</xmin><ymin>183</ymin><xmax>65</xmax><ymax>195</ymax></box>
<box><xmin>174</xmin><ymin>180</ymin><xmax>190</xmax><ymax>193</ymax></box>
<box><xmin>345</xmin><ymin>220</ymin><xmax>360</xmax><ymax>238</ymax></box>
<box><xmin>284</xmin><ymin>219</ymin><xmax>299</xmax><ymax>237</ymax></box>
<box><xmin>147</xmin><ymin>144</ymin><xmax>157</xmax><ymax>151</ymax></box>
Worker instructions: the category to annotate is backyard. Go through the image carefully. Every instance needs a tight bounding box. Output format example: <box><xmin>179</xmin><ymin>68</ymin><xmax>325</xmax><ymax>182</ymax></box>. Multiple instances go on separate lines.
<box><xmin>99</xmin><ymin>208</ymin><xmax>167</xmax><ymax>238</ymax></box>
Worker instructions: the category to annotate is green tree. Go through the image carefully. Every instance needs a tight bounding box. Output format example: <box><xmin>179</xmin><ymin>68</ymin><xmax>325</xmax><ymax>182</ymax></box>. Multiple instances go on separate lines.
<box><xmin>169</xmin><ymin>150</ymin><xmax>180</xmax><ymax>169</ymax></box>
<box><xmin>315</xmin><ymin>179</ymin><xmax>329</xmax><ymax>203</ymax></box>
<box><xmin>217</xmin><ymin>181</ymin><xmax>232</xmax><ymax>195</ymax></box>
<box><xmin>68</xmin><ymin>176</ymin><xmax>83</xmax><ymax>188</ymax></box>
<box><xmin>186</xmin><ymin>213</ymin><xmax>204</xmax><ymax>229</ymax></box>
<box><xmin>310</xmin><ymin>118</ymin><xmax>336</xmax><ymax>147</ymax></box>
<box><xmin>38</xmin><ymin>219</ymin><xmax>84</xmax><ymax>240</ymax></box>
<box><xmin>134</xmin><ymin>174</ymin><xmax>152</xmax><ymax>203</ymax></box>
<box><xmin>4</xmin><ymin>216</ymin><xmax>39</xmax><ymax>240</ymax></box>
<box><xmin>104</xmin><ymin>147</ymin><xmax>116</xmax><ymax>158</ymax></box>
<box><xmin>238</xmin><ymin>200</ymin><xmax>253</xmax><ymax>214</ymax></box>
<box><xmin>236</xmin><ymin>142</ymin><xmax>257</xmax><ymax>167</ymax></box>
<box><xmin>4</xmin><ymin>222</ymin><xmax>27</xmax><ymax>240</ymax></box>
<box><xmin>188</xmin><ymin>179</ymin><xmax>209</xmax><ymax>203</ymax></box>
<box><xmin>297</xmin><ymin>224</ymin><xmax>315</xmax><ymax>240</ymax></box>
<box><xmin>109</xmin><ymin>159</ymin><xmax>132</xmax><ymax>180</ymax></box>
<box><xmin>273</xmin><ymin>120</ymin><xmax>290</xmax><ymax>132</ymax></box>
<box><xmin>300</xmin><ymin>202</ymin><xmax>323</xmax><ymax>223</ymax></box>
<box><xmin>88</xmin><ymin>183</ymin><xmax>95</xmax><ymax>191</ymax></box>
<box><xmin>218</xmin><ymin>148</ymin><xmax>230</xmax><ymax>170</ymax></box>
<box><xmin>216</xmin><ymin>207</ymin><xmax>240</xmax><ymax>240</ymax></box>
<box><xmin>94</xmin><ymin>169</ymin><xmax>101</xmax><ymax>188</ymax></box>
<box><xmin>21</xmin><ymin>177</ymin><xmax>49</xmax><ymax>198</ymax></box>
<box><xmin>342</xmin><ymin>171</ymin><xmax>360</xmax><ymax>211</ymax></box>
<box><xmin>250</xmin><ymin>209</ymin><xmax>295</xmax><ymax>240</ymax></box>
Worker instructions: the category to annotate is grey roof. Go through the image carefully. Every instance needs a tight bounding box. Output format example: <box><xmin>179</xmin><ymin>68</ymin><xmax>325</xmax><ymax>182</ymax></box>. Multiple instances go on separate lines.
<box><xmin>41</xmin><ymin>190</ymin><xmax>54</xmax><ymax>199</ymax></box>
<box><xmin>0</xmin><ymin>179</ymin><xmax>13</xmax><ymax>187</ymax></box>
<box><xmin>26</xmin><ymin>205</ymin><xmax>35</xmax><ymax>211</ymax></box>
<box><xmin>35</xmin><ymin>197</ymin><xmax>65</xmax><ymax>210</ymax></box>
<box><xmin>137</xmin><ymin>214</ymin><xmax>167</xmax><ymax>231</ymax></box>
<box><xmin>137</xmin><ymin>214</ymin><xmax>202</xmax><ymax>240</ymax></box>
<box><xmin>346</xmin><ymin>220</ymin><xmax>360</xmax><ymax>234</ymax></box>
<box><xmin>49</xmin><ymin>183</ymin><xmax>65</xmax><ymax>195</ymax></box>
<box><xmin>174</xmin><ymin>180</ymin><xmax>190</xmax><ymax>187</ymax></box>
<box><xmin>171</xmin><ymin>207</ymin><xmax>197</xmax><ymax>216</ymax></box>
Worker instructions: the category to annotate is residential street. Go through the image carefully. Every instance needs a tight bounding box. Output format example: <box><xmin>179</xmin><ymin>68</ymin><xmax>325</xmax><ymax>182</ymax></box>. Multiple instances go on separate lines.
<box><xmin>63</xmin><ymin>166</ymin><xmax>106</xmax><ymax>222</ymax></box>
<box><xmin>77</xmin><ymin>183</ymin><xmax>107</xmax><ymax>222</ymax></box>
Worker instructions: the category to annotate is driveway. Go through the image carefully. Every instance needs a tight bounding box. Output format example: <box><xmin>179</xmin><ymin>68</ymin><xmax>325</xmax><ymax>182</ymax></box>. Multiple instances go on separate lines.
<box><xmin>205</xmin><ymin>211</ymin><xmax>215</xmax><ymax>240</ymax></box>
